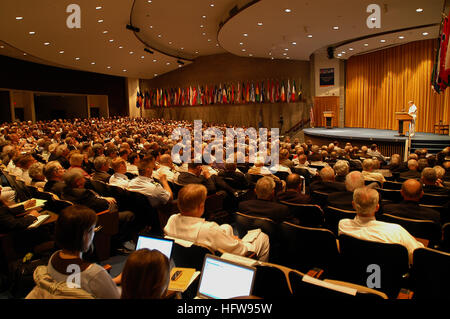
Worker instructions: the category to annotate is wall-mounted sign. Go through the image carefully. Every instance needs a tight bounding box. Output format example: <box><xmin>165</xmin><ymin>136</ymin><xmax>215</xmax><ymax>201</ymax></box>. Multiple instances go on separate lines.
<box><xmin>320</xmin><ymin>68</ymin><xmax>335</xmax><ymax>87</ymax></box>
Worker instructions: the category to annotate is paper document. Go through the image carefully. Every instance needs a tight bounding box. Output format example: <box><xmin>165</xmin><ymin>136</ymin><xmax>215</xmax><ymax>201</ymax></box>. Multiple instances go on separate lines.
<box><xmin>27</xmin><ymin>214</ymin><xmax>50</xmax><ymax>229</ymax></box>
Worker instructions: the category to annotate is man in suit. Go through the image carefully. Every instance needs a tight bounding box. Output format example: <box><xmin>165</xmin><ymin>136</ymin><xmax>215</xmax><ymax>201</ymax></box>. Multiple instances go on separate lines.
<box><xmin>239</xmin><ymin>176</ymin><xmax>294</xmax><ymax>223</ymax></box>
<box><xmin>400</xmin><ymin>159</ymin><xmax>421</xmax><ymax>180</ymax></box>
<box><xmin>383</xmin><ymin>179</ymin><xmax>441</xmax><ymax>224</ymax></box>
<box><xmin>177</xmin><ymin>162</ymin><xmax>217</xmax><ymax>194</ymax></box>
<box><xmin>327</xmin><ymin>171</ymin><xmax>365</xmax><ymax>211</ymax></box>
<box><xmin>218</xmin><ymin>162</ymin><xmax>249</xmax><ymax>190</ymax></box>
<box><xmin>309</xmin><ymin>166</ymin><xmax>346</xmax><ymax>194</ymax></box>
<box><xmin>276</xmin><ymin>173</ymin><xmax>310</xmax><ymax>204</ymax></box>
<box><xmin>421</xmin><ymin>167</ymin><xmax>450</xmax><ymax>196</ymax></box>
<box><xmin>43</xmin><ymin>161</ymin><xmax>66</xmax><ymax>198</ymax></box>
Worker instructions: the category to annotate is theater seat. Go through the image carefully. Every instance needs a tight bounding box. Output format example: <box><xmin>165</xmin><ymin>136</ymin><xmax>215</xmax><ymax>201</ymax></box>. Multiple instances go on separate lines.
<box><xmin>279</xmin><ymin>201</ymin><xmax>324</xmax><ymax>227</ymax></box>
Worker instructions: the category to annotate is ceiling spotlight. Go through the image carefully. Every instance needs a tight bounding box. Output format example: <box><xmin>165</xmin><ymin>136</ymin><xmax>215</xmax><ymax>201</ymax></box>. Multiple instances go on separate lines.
<box><xmin>107</xmin><ymin>66</ymin><xmax>111</xmax><ymax>69</ymax></box>
<box><xmin>129</xmin><ymin>51</ymin><xmax>134</xmax><ymax>54</ymax></box>
<box><xmin>98</xmin><ymin>19</ymin><xmax>104</xmax><ymax>23</ymax></box>
<box><xmin>95</xmin><ymin>6</ymin><xmax>102</xmax><ymax>10</ymax></box>
<box><xmin>91</xmin><ymin>62</ymin><xmax>96</xmax><ymax>65</ymax></box>
<box><xmin>23</xmin><ymin>53</ymin><xmax>27</xmax><ymax>56</ymax></box>
<box><xmin>102</xmin><ymin>30</ymin><xmax>108</xmax><ymax>34</ymax></box>
<box><xmin>59</xmin><ymin>50</ymin><xmax>64</xmax><ymax>54</ymax></box>
<box><xmin>364</xmin><ymin>43</ymin><xmax>368</xmax><ymax>46</ymax></box>
<box><xmin>292</xmin><ymin>42</ymin><xmax>297</xmax><ymax>45</ymax></box>
<box><xmin>154</xmin><ymin>74</ymin><xmax>158</xmax><ymax>77</ymax></box>
<box><xmin>249</xmin><ymin>54</ymin><xmax>253</xmax><ymax>56</ymax></box>
<box><xmin>109</xmin><ymin>39</ymin><xmax>114</xmax><ymax>42</ymax></box>
<box><xmin>333</xmin><ymin>26</ymin><xmax>339</xmax><ymax>30</ymax></box>
<box><xmin>119</xmin><ymin>46</ymin><xmax>123</xmax><ymax>49</ymax></box>
<box><xmin>416</xmin><ymin>8</ymin><xmax>423</xmax><ymax>13</ymax></box>
<box><xmin>141</xmin><ymin>56</ymin><xmax>145</xmax><ymax>59</ymax></box>
<box><xmin>123</xmin><ymin>69</ymin><xmax>127</xmax><ymax>72</ymax></box>
<box><xmin>284</xmin><ymin>48</ymin><xmax>289</xmax><ymax>51</ymax></box>
<box><xmin>166</xmin><ymin>62</ymin><xmax>170</xmax><ymax>65</ymax></box>
<box><xmin>349</xmin><ymin>48</ymin><xmax>354</xmax><ymax>51</ymax></box>
<box><xmin>169</xmin><ymin>41</ymin><xmax>172</xmax><ymax>44</ymax></box>
<box><xmin>210</xmin><ymin>4</ymin><xmax>215</xmax><ymax>7</ymax></box>
<box><xmin>181</xmin><ymin>47</ymin><xmax>184</xmax><ymax>50</ymax></box>
<box><xmin>152</xmin><ymin>59</ymin><xmax>157</xmax><ymax>62</ymax></box>
<box><xmin>422</xmin><ymin>32</ymin><xmax>429</xmax><ymax>36</ymax></box>
<box><xmin>257</xmin><ymin>22</ymin><xmax>263</xmax><ymax>26</ymax></box>
<box><xmin>283</xmin><ymin>53</ymin><xmax>287</xmax><ymax>56</ymax></box>
<box><xmin>126</xmin><ymin>24</ymin><xmax>140</xmax><ymax>32</ymax></box>
<box><xmin>29</xmin><ymin>31</ymin><xmax>35</xmax><ymax>35</ymax></box>
<box><xmin>284</xmin><ymin>9</ymin><xmax>291</xmax><ymax>13</ymax></box>
<box><xmin>307</xmin><ymin>35</ymin><xmax>312</xmax><ymax>38</ymax></box>
<box><xmin>144</xmin><ymin>48</ymin><xmax>154</xmax><ymax>54</ymax></box>
<box><xmin>239</xmin><ymin>42</ymin><xmax>244</xmax><ymax>45</ymax></box>
<box><xmin>243</xmin><ymin>33</ymin><xmax>248</xmax><ymax>37</ymax></box>
<box><xmin>149</xmin><ymin>25</ymin><xmax>153</xmax><ymax>29</ymax></box>
<box><xmin>242</xmin><ymin>49</ymin><xmax>246</xmax><ymax>52</ymax></box>
<box><xmin>202</xmin><ymin>15</ymin><xmax>207</xmax><ymax>18</ymax></box>
<box><xmin>207</xmin><ymin>39</ymin><xmax>211</xmax><ymax>42</ymax></box>
<box><xmin>16</xmin><ymin>17</ymin><xmax>23</xmax><ymax>20</ymax></box>
<box><xmin>398</xmin><ymin>36</ymin><xmax>405</xmax><ymax>39</ymax></box>
<box><xmin>158</xmin><ymin>34</ymin><xmax>162</xmax><ymax>38</ymax></box>
<box><xmin>75</xmin><ymin>57</ymin><xmax>80</xmax><ymax>60</ymax></box>
<box><xmin>44</xmin><ymin>42</ymin><xmax>50</xmax><ymax>46</ymax></box>
<box><xmin>147</xmin><ymin>0</ymin><xmax>152</xmax><ymax>3</ymax></box>
<box><xmin>380</xmin><ymin>39</ymin><xmax>386</xmax><ymax>43</ymax></box>
<box><xmin>200</xmin><ymin>25</ymin><xmax>204</xmax><ymax>28</ymax></box>
<box><xmin>337</xmin><ymin>53</ymin><xmax>342</xmax><ymax>57</ymax></box>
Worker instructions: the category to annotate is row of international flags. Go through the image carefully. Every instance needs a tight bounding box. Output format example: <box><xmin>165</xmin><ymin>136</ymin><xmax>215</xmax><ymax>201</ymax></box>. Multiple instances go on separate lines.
<box><xmin>136</xmin><ymin>79</ymin><xmax>303</xmax><ymax>108</ymax></box>
<box><xmin>432</xmin><ymin>13</ymin><xmax>450</xmax><ymax>94</ymax></box>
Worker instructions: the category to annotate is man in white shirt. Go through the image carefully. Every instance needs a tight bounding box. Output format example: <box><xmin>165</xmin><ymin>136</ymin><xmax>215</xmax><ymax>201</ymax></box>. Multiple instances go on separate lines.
<box><xmin>164</xmin><ymin>184</ymin><xmax>269</xmax><ymax>261</ymax></box>
<box><xmin>153</xmin><ymin>154</ymin><xmax>179</xmax><ymax>183</ymax></box>
<box><xmin>338</xmin><ymin>187</ymin><xmax>423</xmax><ymax>262</ymax></box>
<box><xmin>127</xmin><ymin>155</ymin><xmax>173</xmax><ymax>207</ymax></box>
<box><xmin>408</xmin><ymin>100</ymin><xmax>417</xmax><ymax>137</ymax></box>
<box><xmin>109</xmin><ymin>157</ymin><xmax>130</xmax><ymax>188</ymax></box>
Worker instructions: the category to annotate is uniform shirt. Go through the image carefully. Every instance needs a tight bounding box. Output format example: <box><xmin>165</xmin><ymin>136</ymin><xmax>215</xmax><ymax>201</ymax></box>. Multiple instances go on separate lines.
<box><xmin>338</xmin><ymin>216</ymin><xmax>424</xmax><ymax>262</ymax></box>
<box><xmin>108</xmin><ymin>173</ymin><xmax>130</xmax><ymax>188</ymax></box>
<box><xmin>164</xmin><ymin>214</ymin><xmax>252</xmax><ymax>257</ymax></box>
<box><xmin>127</xmin><ymin>175</ymin><xmax>170</xmax><ymax>207</ymax></box>
<box><xmin>408</xmin><ymin>104</ymin><xmax>417</xmax><ymax>121</ymax></box>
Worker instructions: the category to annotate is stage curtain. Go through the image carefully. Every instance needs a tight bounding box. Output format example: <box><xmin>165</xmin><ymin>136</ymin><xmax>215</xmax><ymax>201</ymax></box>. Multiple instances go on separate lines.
<box><xmin>345</xmin><ymin>39</ymin><xmax>450</xmax><ymax>133</ymax></box>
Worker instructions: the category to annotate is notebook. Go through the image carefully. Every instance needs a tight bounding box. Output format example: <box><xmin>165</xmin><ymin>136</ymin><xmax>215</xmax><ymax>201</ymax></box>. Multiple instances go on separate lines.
<box><xmin>135</xmin><ymin>235</ymin><xmax>174</xmax><ymax>259</ymax></box>
<box><xmin>27</xmin><ymin>214</ymin><xmax>50</xmax><ymax>229</ymax></box>
<box><xmin>196</xmin><ymin>254</ymin><xmax>256</xmax><ymax>299</ymax></box>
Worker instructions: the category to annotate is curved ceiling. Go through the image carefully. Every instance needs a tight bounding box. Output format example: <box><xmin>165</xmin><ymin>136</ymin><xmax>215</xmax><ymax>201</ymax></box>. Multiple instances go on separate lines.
<box><xmin>0</xmin><ymin>0</ymin><xmax>446</xmax><ymax>80</ymax></box>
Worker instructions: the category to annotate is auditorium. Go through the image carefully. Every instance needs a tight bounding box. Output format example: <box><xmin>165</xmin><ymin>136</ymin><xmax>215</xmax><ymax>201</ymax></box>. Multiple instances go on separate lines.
<box><xmin>0</xmin><ymin>0</ymin><xmax>450</xmax><ymax>303</ymax></box>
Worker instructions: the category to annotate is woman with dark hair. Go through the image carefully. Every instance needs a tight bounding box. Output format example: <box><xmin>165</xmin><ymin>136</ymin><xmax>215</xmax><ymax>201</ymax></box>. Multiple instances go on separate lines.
<box><xmin>27</xmin><ymin>205</ymin><xmax>120</xmax><ymax>299</ymax></box>
<box><xmin>120</xmin><ymin>248</ymin><xmax>170</xmax><ymax>299</ymax></box>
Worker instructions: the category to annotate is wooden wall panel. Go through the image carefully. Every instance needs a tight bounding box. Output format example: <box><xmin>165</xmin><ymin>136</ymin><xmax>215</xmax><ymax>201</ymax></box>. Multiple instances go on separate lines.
<box><xmin>313</xmin><ymin>96</ymin><xmax>339</xmax><ymax>127</ymax></box>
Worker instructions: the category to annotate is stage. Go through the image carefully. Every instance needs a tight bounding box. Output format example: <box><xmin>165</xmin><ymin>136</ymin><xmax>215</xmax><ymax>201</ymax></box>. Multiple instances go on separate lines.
<box><xmin>303</xmin><ymin>127</ymin><xmax>450</xmax><ymax>157</ymax></box>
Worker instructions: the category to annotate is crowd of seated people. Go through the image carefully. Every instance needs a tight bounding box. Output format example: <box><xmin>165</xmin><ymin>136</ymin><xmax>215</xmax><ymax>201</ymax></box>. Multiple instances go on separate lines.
<box><xmin>0</xmin><ymin>117</ymin><xmax>449</xmax><ymax>299</ymax></box>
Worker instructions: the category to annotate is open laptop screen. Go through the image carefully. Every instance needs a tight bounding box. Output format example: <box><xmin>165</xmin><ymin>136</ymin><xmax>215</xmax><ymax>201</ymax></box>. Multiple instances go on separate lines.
<box><xmin>197</xmin><ymin>254</ymin><xmax>256</xmax><ymax>299</ymax></box>
<box><xmin>135</xmin><ymin>235</ymin><xmax>174</xmax><ymax>260</ymax></box>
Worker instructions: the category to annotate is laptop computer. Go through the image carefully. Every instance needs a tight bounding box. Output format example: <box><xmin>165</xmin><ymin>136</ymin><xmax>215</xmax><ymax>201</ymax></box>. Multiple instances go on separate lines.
<box><xmin>135</xmin><ymin>235</ymin><xmax>174</xmax><ymax>260</ymax></box>
<box><xmin>196</xmin><ymin>254</ymin><xmax>256</xmax><ymax>299</ymax></box>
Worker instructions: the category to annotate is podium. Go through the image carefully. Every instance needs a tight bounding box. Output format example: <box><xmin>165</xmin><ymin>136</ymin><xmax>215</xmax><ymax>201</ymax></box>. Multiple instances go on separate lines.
<box><xmin>395</xmin><ymin>112</ymin><xmax>413</xmax><ymax>136</ymax></box>
<box><xmin>323</xmin><ymin>111</ymin><xmax>335</xmax><ymax>129</ymax></box>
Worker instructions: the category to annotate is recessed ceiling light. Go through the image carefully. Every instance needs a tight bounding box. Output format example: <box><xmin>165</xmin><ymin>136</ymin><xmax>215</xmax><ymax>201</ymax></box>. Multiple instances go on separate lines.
<box><xmin>269</xmin><ymin>52</ymin><xmax>272</xmax><ymax>55</ymax></box>
<box><xmin>59</xmin><ymin>50</ymin><xmax>64</xmax><ymax>54</ymax></box>
<box><xmin>96</xmin><ymin>6</ymin><xmax>102</xmax><ymax>10</ymax></box>
<box><xmin>283</xmin><ymin>53</ymin><xmax>287</xmax><ymax>56</ymax></box>
<box><xmin>349</xmin><ymin>48</ymin><xmax>354</xmax><ymax>51</ymax></box>
<box><xmin>180</xmin><ymin>47</ymin><xmax>184</xmax><ymax>50</ymax></box>
<box><xmin>243</xmin><ymin>33</ymin><xmax>248</xmax><ymax>37</ymax></box>
<box><xmin>292</xmin><ymin>42</ymin><xmax>297</xmax><ymax>45</ymax></box>
<box><xmin>44</xmin><ymin>42</ymin><xmax>50</xmax><ymax>46</ymax></box>
<box><xmin>398</xmin><ymin>36</ymin><xmax>405</xmax><ymax>39</ymax></box>
<box><xmin>149</xmin><ymin>25</ymin><xmax>153</xmax><ymax>29</ymax></box>
<box><xmin>109</xmin><ymin>39</ymin><xmax>114</xmax><ymax>42</ymax></box>
<box><xmin>286</xmin><ymin>57</ymin><xmax>290</xmax><ymax>59</ymax></box>
<box><xmin>147</xmin><ymin>0</ymin><xmax>152</xmax><ymax>3</ymax></box>
<box><xmin>333</xmin><ymin>26</ymin><xmax>339</xmax><ymax>30</ymax></box>
<box><xmin>257</xmin><ymin>22</ymin><xmax>263</xmax><ymax>26</ymax></box>
<box><xmin>210</xmin><ymin>4</ymin><xmax>214</xmax><ymax>7</ymax></box>
<box><xmin>416</xmin><ymin>8</ymin><xmax>423</xmax><ymax>13</ymax></box>
<box><xmin>119</xmin><ymin>46</ymin><xmax>123</xmax><ymax>49</ymax></box>
<box><xmin>200</xmin><ymin>25</ymin><xmax>204</xmax><ymax>28</ymax></box>
<box><xmin>107</xmin><ymin>66</ymin><xmax>111</xmax><ymax>69</ymax></box>
<box><xmin>337</xmin><ymin>53</ymin><xmax>342</xmax><ymax>57</ymax></box>
<box><xmin>242</xmin><ymin>49</ymin><xmax>246</xmax><ymax>52</ymax></box>
<box><xmin>271</xmin><ymin>57</ymin><xmax>274</xmax><ymax>60</ymax></box>
<box><xmin>0</xmin><ymin>46</ymin><xmax>4</xmax><ymax>49</ymax></box>
<box><xmin>239</xmin><ymin>42</ymin><xmax>244</xmax><ymax>45</ymax></box>
<box><xmin>216</xmin><ymin>44</ymin><xmax>219</xmax><ymax>47</ymax></box>
<box><xmin>123</xmin><ymin>69</ymin><xmax>127</xmax><ymax>72</ymax></box>
<box><xmin>152</xmin><ymin>59</ymin><xmax>157</xmax><ymax>62</ymax></box>
<box><xmin>307</xmin><ymin>35</ymin><xmax>312</xmax><ymax>38</ymax></box>
<box><xmin>98</xmin><ymin>19</ymin><xmax>104</xmax><ymax>23</ymax></box>
<box><xmin>195</xmin><ymin>50</ymin><xmax>199</xmax><ymax>53</ymax></box>
<box><xmin>285</xmin><ymin>9</ymin><xmax>291</xmax><ymax>13</ymax></box>
<box><xmin>23</xmin><ymin>53</ymin><xmax>27</xmax><ymax>56</ymax></box>
<box><xmin>249</xmin><ymin>53</ymin><xmax>253</xmax><ymax>56</ymax></box>
<box><xmin>16</xmin><ymin>17</ymin><xmax>23</xmax><ymax>20</ymax></box>
<box><xmin>158</xmin><ymin>34</ymin><xmax>162</xmax><ymax>37</ymax></box>
<box><xmin>202</xmin><ymin>15</ymin><xmax>207</xmax><ymax>18</ymax></box>
<box><xmin>364</xmin><ymin>43</ymin><xmax>369</xmax><ymax>46</ymax></box>
<box><xmin>341</xmin><ymin>51</ymin><xmax>346</xmax><ymax>54</ymax></box>
<box><xmin>202</xmin><ymin>32</ymin><xmax>206</xmax><ymax>36</ymax></box>
<box><xmin>129</xmin><ymin>51</ymin><xmax>134</xmax><ymax>54</ymax></box>
<box><xmin>91</xmin><ymin>62</ymin><xmax>96</xmax><ymax>65</ymax></box>
<box><xmin>284</xmin><ymin>48</ymin><xmax>289</xmax><ymax>51</ymax></box>
<box><xmin>422</xmin><ymin>32</ymin><xmax>429</xmax><ymax>36</ymax></box>
<box><xmin>102</xmin><ymin>30</ymin><xmax>108</xmax><ymax>34</ymax></box>
<box><xmin>141</xmin><ymin>56</ymin><xmax>145</xmax><ymax>59</ymax></box>
<box><xmin>75</xmin><ymin>57</ymin><xmax>80</xmax><ymax>60</ymax></box>
<box><xmin>166</xmin><ymin>62</ymin><xmax>170</xmax><ymax>65</ymax></box>
<box><xmin>169</xmin><ymin>41</ymin><xmax>172</xmax><ymax>44</ymax></box>
<box><xmin>29</xmin><ymin>31</ymin><xmax>35</xmax><ymax>35</ymax></box>
<box><xmin>380</xmin><ymin>39</ymin><xmax>386</xmax><ymax>43</ymax></box>
<box><xmin>207</xmin><ymin>39</ymin><xmax>211</xmax><ymax>42</ymax></box>
<box><xmin>154</xmin><ymin>74</ymin><xmax>158</xmax><ymax>77</ymax></box>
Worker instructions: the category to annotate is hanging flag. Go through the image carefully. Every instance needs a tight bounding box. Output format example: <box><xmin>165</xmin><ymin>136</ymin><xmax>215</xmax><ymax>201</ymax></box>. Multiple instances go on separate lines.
<box><xmin>291</xmin><ymin>80</ymin><xmax>296</xmax><ymax>102</ymax></box>
<box><xmin>231</xmin><ymin>83</ymin><xmax>235</xmax><ymax>103</ymax></box>
<box><xmin>298</xmin><ymin>81</ymin><xmax>303</xmax><ymax>101</ymax></box>
<box><xmin>280</xmin><ymin>81</ymin><xmax>286</xmax><ymax>102</ymax></box>
<box><xmin>144</xmin><ymin>91</ymin><xmax>150</xmax><ymax>109</ymax></box>
<box><xmin>275</xmin><ymin>81</ymin><xmax>280</xmax><ymax>102</ymax></box>
<box><xmin>255</xmin><ymin>82</ymin><xmax>260</xmax><ymax>103</ymax></box>
<box><xmin>433</xmin><ymin>15</ymin><xmax>450</xmax><ymax>93</ymax></box>
<box><xmin>246</xmin><ymin>82</ymin><xmax>250</xmax><ymax>103</ymax></box>
<box><xmin>287</xmin><ymin>80</ymin><xmax>291</xmax><ymax>102</ymax></box>
<box><xmin>222</xmin><ymin>85</ymin><xmax>227</xmax><ymax>104</ymax></box>
<box><xmin>266</xmin><ymin>79</ymin><xmax>271</xmax><ymax>102</ymax></box>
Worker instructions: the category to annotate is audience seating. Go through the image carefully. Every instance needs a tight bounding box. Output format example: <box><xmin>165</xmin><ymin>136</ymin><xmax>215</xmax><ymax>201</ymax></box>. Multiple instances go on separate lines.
<box><xmin>441</xmin><ymin>223</ymin><xmax>450</xmax><ymax>253</ymax></box>
<box><xmin>338</xmin><ymin>234</ymin><xmax>410</xmax><ymax>298</ymax></box>
<box><xmin>293</xmin><ymin>167</ymin><xmax>312</xmax><ymax>186</ymax></box>
<box><xmin>310</xmin><ymin>190</ymin><xmax>329</xmax><ymax>208</ymax></box>
<box><xmin>203</xmin><ymin>191</ymin><xmax>231</xmax><ymax>225</ymax></box>
<box><xmin>378</xmin><ymin>214</ymin><xmax>441</xmax><ymax>247</ymax></box>
<box><xmin>365</xmin><ymin>180</ymin><xmax>382</xmax><ymax>188</ymax></box>
<box><xmin>171</xmin><ymin>241</ymin><xmax>217</xmax><ymax>270</ymax></box>
<box><xmin>324</xmin><ymin>206</ymin><xmax>356</xmax><ymax>235</ymax></box>
<box><xmin>383</xmin><ymin>181</ymin><xmax>403</xmax><ymax>190</ymax></box>
<box><xmin>252</xmin><ymin>263</ymin><xmax>292</xmax><ymax>299</ymax></box>
<box><xmin>420</xmin><ymin>193</ymin><xmax>449</xmax><ymax>206</ymax></box>
<box><xmin>410</xmin><ymin>247</ymin><xmax>450</xmax><ymax>299</ymax></box>
<box><xmin>376</xmin><ymin>188</ymin><xmax>402</xmax><ymax>203</ymax></box>
<box><xmin>126</xmin><ymin>190</ymin><xmax>162</xmax><ymax>236</ymax></box>
<box><xmin>234</xmin><ymin>212</ymin><xmax>280</xmax><ymax>264</ymax></box>
<box><xmin>94</xmin><ymin>209</ymin><xmax>119</xmax><ymax>261</ymax></box>
<box><xmin>288</xmin><ymin>270</ymin><xmax>387</xmax><ymax>299</ymax></box>
<box><xmin>279</xmin><ymin>202</ymin><xmax>325</xmax><ymax>227</ymax></box>
<box><xmin>278</xmin><ymin>222</ymin><xmax>340</xmax><ymax>277</ymax></box>
<box><xmin>274</xmin><ymin>171</ymin><xmax>289</xmax><ymax>181</ymax></box>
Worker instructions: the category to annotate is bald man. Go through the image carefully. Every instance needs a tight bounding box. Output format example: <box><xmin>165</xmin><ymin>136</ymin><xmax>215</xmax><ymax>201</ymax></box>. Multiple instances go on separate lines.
<box><xmin>153</xmin><ymin>154</ymin><xmax>179</xmax><ymax>183</ymax></box>
<box><xmin>383</xmin><ymin>179</ymin><xmax>441</xmax><ymax>224</ymax></box>
<box><xmin>309</xmin><ymin>166</ymin><xmax>346</xmax><ymax>194</ymax></box>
